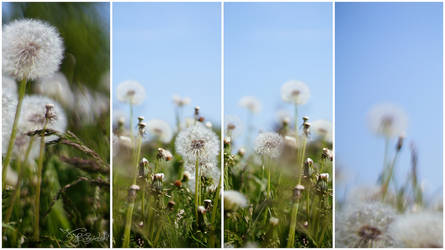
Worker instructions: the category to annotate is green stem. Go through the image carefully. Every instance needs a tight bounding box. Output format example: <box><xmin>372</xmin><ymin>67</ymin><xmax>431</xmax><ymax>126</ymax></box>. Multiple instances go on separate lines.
<box><xmin>34</xmin><ymin>119</ymin><xmax>49</xmax><ymax>241</ymax></box>
<box><xmin>267</xmin><ymin>163</ymin><xmax>271</xmax><ymax>199</ymax></box>
<box><xmin>194</xmin><ymin>157</ymin><xmax>200</xmax><ymax>223</ymax></box>
<box><xmin>3</xmin><ymin>78</ymin><xmax>27</xmax><ymax>190</ymax></box>
<box><xmin>122</xmin><ymin>135</ymin><xmax>143</xmax><ymax>248</ymax></box>
<box><xmin>382</xmin><ymin>149</ymin><xmax>400</xmax><ymax>200</ymax></box>
<box><xmin>297</xmin><ymin>137</ymin><xmax>307</xmax><ymax>185</ymax></box>
<box><xmin>287</xmin><ymin>202</ymin><xmax>299</xmax><ymax>248</ymax></box>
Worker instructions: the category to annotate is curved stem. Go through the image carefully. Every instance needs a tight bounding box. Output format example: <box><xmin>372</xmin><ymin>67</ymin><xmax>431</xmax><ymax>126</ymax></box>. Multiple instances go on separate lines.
<box><xmin>3</xmin><ymin>78</ymin><xmax>27</xmax><ymax>190</ymax></box>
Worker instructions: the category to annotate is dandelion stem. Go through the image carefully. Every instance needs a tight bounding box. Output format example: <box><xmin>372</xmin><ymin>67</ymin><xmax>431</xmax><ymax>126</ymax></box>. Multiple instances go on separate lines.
<box><xmin>3</xmin><ymin>78</ymin><xmax>27</xmax><ymax>190</ymax></box>
<box><xmin>382</xmin><ymin>149</ymin><xmax>400</xmax><ymax>200</ymax></box>
<box><xmin>298</xmin><ymin>136</ymin><xmax>307</xmax><ymax>185</ymax></box>
<box><xmin>287</xmin><ymin>202</ymin><xmax>299</xmax><ymax>248</ymax></box>
<box><xmin>122</xmin><ymin>135</ymin><xmax>143</xmax><ymax>248</ymax></box>
<box><xmin>194</xmin><ymin>157</ymin><xmax>200</xmax><ymax>224</ymax></box>
<box><xmin>267</xmin><ymin>163</ymin><xmax>271</xmax><ymax>199</ymax></box>
<box><xmin>34</xmin><ymin>119</ymin><xmax>49</xmax><ymax>241</ymax></box>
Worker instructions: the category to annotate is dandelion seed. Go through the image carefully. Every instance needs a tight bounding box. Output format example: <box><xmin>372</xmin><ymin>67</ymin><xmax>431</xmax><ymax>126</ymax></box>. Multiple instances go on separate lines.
<box><xmin>312</xmin><ymin>120</ymin><xmax>332</xmax><ymax>142</ymax></box>
<box><xmin>389</xmin><ymin>211</ymin><xmax>442</xmax><ymax>248</ymax></box>
<box><xmin>224</xmin><ymin>190</ymin><xmax>248</xmax><ymax>211</ymax></box>
<box><xmin>3</xmin><ymin>19</ymin><xmax>64</xmax><ymax>81</ymax></box>
<box><xmin>2</xmin><ymin>76</ymin><xmax>18</xmax><ymax>155</ymax></box>
<box><xmin>254</xmin><ymin>132</ymin><xmax>283</xmax><ymax>158</ymax></box>
<box><xmin>239</xmin><ymin>96</ymin><xmax>261</xmax><ymax>114</ymax></box>
<box><xmin>34</xmin><ymin>72</ymin><xmax>74</xmax><ymax>109</ymax></box>
<box><xmin>172</xmin><ymin>94</ymin><xmax>191</xmax><ymax>107</ymax></box>
<box><xmin>147</xmin><ymin>119</ymin><xmax>172</xmax><ymax>143</ymax></box>
<box><xmin>281</xmin><ymin>80</ymin><xmax>310</xmax><ymax>105</ymax></box>
<box><xmin>368</xmin><ymin>103</ymin><xmax>408</xmax><ymax>138</ymax></box>
<box><xmin>117</xmin><ymin>80</ymin><xmax>146</xmax><ymax>105</ymax></box>
<box><xmin>336</xmin><ymin>202</ymin><xmax>398</xmax><ymax>248</ymax></box>
<box><xmin>175</xmin><ymin>123</ymin><xmax>219</xmax><ymax>163</ymax></box>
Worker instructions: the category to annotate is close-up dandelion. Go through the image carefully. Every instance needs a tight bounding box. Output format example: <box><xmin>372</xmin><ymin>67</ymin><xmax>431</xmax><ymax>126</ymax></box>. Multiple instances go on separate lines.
<box><xmin>224</xmin><ymin>3</ymin><xmax>333</xmax><ymax>248</ymax></box>
<box><xmin>2</xmin><ymin>2</ymin><xmax>110</xmax><ymax>247</ymax></box>
<box><xmin>112</xmin><ymin>3</ymin><xmax>221</xmax><ymax>247</ymax></box>
<box><xmin>336</xmin><ymin>2</ymin><xmax>443</xmax><ymax>248</ymax></box>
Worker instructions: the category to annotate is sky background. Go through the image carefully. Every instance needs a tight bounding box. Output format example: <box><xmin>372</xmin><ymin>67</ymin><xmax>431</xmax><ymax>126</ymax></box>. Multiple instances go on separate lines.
<box><xmin>225</xmin><ymin>2</ymin><xmax>333</xmax><ymax>145</ymax></box>
<box><xmin>336</xmin><ymin>3</ymin><xmax>443</xmax><ymax>198</ymax></box>
<box><xmin>113</xmin><ymin>3</ymin><xmax>221</xmax><ymax>127</ymax></box>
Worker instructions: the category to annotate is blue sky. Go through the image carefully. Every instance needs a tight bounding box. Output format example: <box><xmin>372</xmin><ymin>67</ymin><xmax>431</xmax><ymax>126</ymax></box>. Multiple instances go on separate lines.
<box><xmin>113</xmin><ymin>3</ymin><xmax>221</xmax><ymax>127</ymax></box>
<box><xmin>336</xmin><ymin>3</ymin><xmax>443</xmax><ymax>197</ymax></box>
<box><xmin>225</xmin><ymin>2</ymin><xmax>333</xmax><ymax>144</ymax></box>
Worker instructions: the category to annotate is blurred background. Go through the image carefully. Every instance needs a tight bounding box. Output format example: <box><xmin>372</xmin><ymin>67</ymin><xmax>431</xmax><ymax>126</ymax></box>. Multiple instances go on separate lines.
<box><xmin>113</xmin><ymin>2</ymin><xmax>221</xmax><ymax>127</ymax></box>
<box><xmin>336</xmin><ymin>3</ymin><xmax>443</xmax><ymax>200</ymax></box>
<box><xmin>225</xmin><ymin>2</ymin><xmax>333</xmax><ymax>144</ymax></box>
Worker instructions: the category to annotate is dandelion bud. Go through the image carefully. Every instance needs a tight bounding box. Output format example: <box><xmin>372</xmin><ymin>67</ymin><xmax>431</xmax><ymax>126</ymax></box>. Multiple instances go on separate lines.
<box><xmin>194</xmin><ymin>106</ymin><xmax>200</xmax><ymax>115</ymax></box>
<box><xmin>138</xmin><ymin>221</ymin><xmax>144</xmax><ymax>227</ymax></box>
<box><xmin>237</xmin><ymin>147</ymin><xmax>245</xmax><ymax>157</ymax></box>
<box><xmin>282</xmin><ymin>117</ymin><xmax>290</xmax><ymax>126</ymax></box>
<box><xmin>203</xmin><ymin>199</ymin><xmax>212</xmax><ymax>210</ymax></box>
<box><xmin>304</xmin><ymin>221</ymin><xmax>309</xmax><ymax>227</ymax></box>
<box><xmin>303</xmin><ymin>116</ymin><xmax>309</xmax><ymax>122</ymax></box>
<box><xmin>293</xmin><ymin>184</ymin><xmax>305</xmax><ymax>199</ymax></box>
<box><xmin>138</xmin><ymin>157</ymin><xmax>149</xmax><ymax>178</ymax></box>
<box><xmin>305</xmin><ymin>158</ymin><xmax>313</xmax><ymax>168</ymax></box>
<box><xmin>227</xmin><ymin>123</ymin><xmax>236</xmax><ymax>131</ymax></box>
<box><xmin>205</xmin><ymin>121</ymin><xmax>212</xmax><ymax>128</ymax></box>
<box><xmin>174</xmin><ymin>180</ymin><xmax>182</xmax><ymax>187</ymax></box>
<box><xmin>198</xmin><ymin>205</ymin><xmax>206</xmax><ymax>214</ymax></box>
<box><xmin>322</xmin><ymin>148</ymin><xmax>333</xmax><ymax>161</ymax></box>
<box><xmin>138</xmin><ymin>121</ymin><xmax>147</xmax><ymax>136</ymax></box>
<box><xmin>157</xmin><ymin>148</ymin><xmax>173</xmax><ymax>161</ymax></box>
<box><xmin>138</xmin><ymin>116</ymin><xmax>144</xmax><ymax>122</ymax></box>
<box><xmin>319</xmin><ymin>173</ymin><xmax>329</xmax><ymax>181</ymax></box>
<box><xmin>128</xmin><ymin>184</ymin><xmax>140</xmax><ymax>200</ymax></box>
<box><xmin>153</xmin><ymin>173</ymin><xmax>165</xmax><ymax>182</ymax></box>
<box><xmin>269</xmin><ymin>217</ymin><xmax>279</xmax><ymax>226</ymax></box>
<box><xmin>224</xmin><ymin>137</ymin><xmax>231</xmax><ymax>146</ymax></box>
<box><xmin>45</xmin><ymin>104</ymin><xmax>56</xmax><ymax>121</ymax></box>
<box><xmin>303</xmin><ymin>122</ymin><xmax>311</xmax><ymax>137</ymax></box>
<box><xmin>167</xmin><ymin>200</ymin><xmax>176</xmax><ymax>210</ymax></box>
<box><xmin>304</xmin><ymin>158</ymin><xmax>314</xmax><ymax>177</ymax></box>
<box><xmin>396</xmin><ymin>135</ymin><xmax>404</xmax><ymax>152</ymax></box>
<box><xmin>182</xmin><ymin>171</ymin><xmax>191</xmax><ymax>182</ymax></box>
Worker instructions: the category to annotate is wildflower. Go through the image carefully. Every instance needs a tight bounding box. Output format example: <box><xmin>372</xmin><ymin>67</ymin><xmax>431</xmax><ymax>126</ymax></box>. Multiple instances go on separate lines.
<box><xmin>152</xmin><ymin>173</ymin><xmax>165</xmax><ymax>182</ymax></box>
<box><xmin>182</xmin><ymin>171</ymin><xmax>191</xmax><ymax>182</ymax></box>
<box><xmin>389</xmin><ymin>211</ymin><xmax>442</xmax><ymax>248</ymax></box>
<box><xmin>254</xmin><ymin>132</ymin><xmax>283</xmax><ymax>158</ymax></box>
<box><xmin>172</xmin><ymin>94</ymin><xmax>191</xmax><ymax>107</ymax></box>
<box><xmin>319</xmin><ymin>173</ymin><xmax>329</xmax><ymax>181</ymax></box>
<box><xmin>3</xmin><ymin>19</ymin><xmax>64</xmax><ymax>81</ymax></box>
<box><xmin>335</xmin><ymin>202</ymin><xmax>398</xmax><ymax>247</ymax></box>
<box><xmin>198</xmin><ymin>205</ymin><xmax>206</xmax><ymax>214</ymax></box>
<box><xmin>311</xmin><ymin>120</ymin><xmax>332</xmax><ymax>142</ymax></box>
<box><xmin>34</xmin><ymin>72</ymin><xmax>74</xmax><ymax>109</ymax></box>
<box><xmin>117</xmin><ymin>80</ymin><xmax>146</xmax><ymax>105</ymax></box>
<box><xmin>224</xmin><ymin>190</ymin><xmax>248</xmax><ymax>211</ymax></box>
<box><xmin>303</xmin><ymin>121</ymin><xmax>311</xmax><ymax>137</ymax></box>
<box><xmin>269</xmin><ymin>217</ymin><xmax>279</xmax><ymax>226</ymax></box>
<box><xmin>138</xmin><ymin>158</ymin><xmax>149</xmax><ymax>177</ymax></box>
<box><xmin>157</xmin><ymin>148</ymin><xmax>173</xmax><ymax>161</ymax></box>
<box><xmin>175</xmin><ymin>123</ymin><xmax>219</xmax><ymax>163</ymax></box>
<box><xmin>304</xmin><ymin>158</ymin><xmax>314</xmax><ymax>177</ymax></box>
<box><xmin>293</xmin><ymin>184</ymin><xmax>305</xmax><ymax>199</ymax></box>
<box><xmin>281</xmin><ymin>80</ymin><xmax>310</xmax><ymax>105</ymax></box>
<box><xmin>239</xmin><ymin>96</ymin><xmax>261</xmax><ymax>113</ymax></box>
<box><xmin>368</xmin><ymin>103</ymin><xmax>408</xmax><ymax>138</ymax></box>
<box><xmin>2</xmin><ymin>76</ymin><xmax>18</xmax><ymax>155</ymax></box>
<box><xmin>174</xmin><ymin>180</ymin><xmax>182</xmax><ymax>187</ymax></box>
<box><xmin>137</xmin><ymin>118</ymin><xmax>146</xmax><ymax>137</ymax></box>
<box><xmin>322</xmin><ymin>148</ymin><xmax>333</xmax><ymax>161</ymax></box>
<box><xmin>147</xmin><ymin>119</ymin><xmax>172</xmax><ymax>143</ymax></box>
<box><xmin>224</xmin><ymin>137</ymin><xmax>231</xmax><ymax>146</ymax></box>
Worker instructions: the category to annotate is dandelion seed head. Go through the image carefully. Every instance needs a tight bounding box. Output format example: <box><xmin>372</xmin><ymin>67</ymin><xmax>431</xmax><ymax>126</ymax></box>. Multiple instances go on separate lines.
<box><xmin>254</xmin><ymin>132</ymin><xmax>283</xmax><ymax>158</ymax></box>
<box><xmin>3</xmin><ymin>19</ymin><xmax>64</xmax><ymax>81</ymax></box>
<box><xmin>225</xmin><ymin>115</ymin><xmax>243</xmax><ymax>137</ymax></box>
<box><xmin>172</xmin><ymin>94</ymin><xmax>191</xmax><ymax>107</ymax></box>
<box><xmin>389</xmin><ymin>211</ymin><xmax>442</xmax><ymax>248</ymax></box>
<box><xmin>336</xmin><ymin>202</ymin><xmax>398</xmax><ymax>248</ymax></box>
<box><xmin>224</xmin><ymin>190</ymin><xmax>248</xmax><ymax>211</ymax></box>
<box><xmin>2</xmin><ymin>76</ymin><xmax>18</xmax><ymax>155</ymax></box>
<box><xmin>175</xmin><ymin>123</ymin><xmax>219</xmax><ymax>162</ymax></box>
<box><xmin>117</xmin><ymin>80</ymin><xmax>146</xmax><ymax>105</ymax></box>
<box><xmin>276</xmin><ymin>109</ymin><xmax>291</xmax><ymax>125</ymax></box>
<box><xmin>147</xmin><ymin>119</ymin><xmax>172</xmax><ymax>143</ymax></box>
<box><xmin>312</xmin><ymin>120</ymin><xmax>332</xmax><ymax>142</ymax></box>
<box><xmin>281</xmin><ymin>80</ymin><xmax>310</xmax><ymax>105</ymax></box>
<box><xmin>239</xmin><ymin>96</ymin><xmax>261</xmax><ymax>114</ymax></box>
<box><xmin>368</xmin><ymin>103</ymin><xmax>408</xmax><ymax>138</ymax></box>
<box><xmin>34</xmin><ymin>72</ymin><xmax>74</xmax><ymax>109</ymax></box>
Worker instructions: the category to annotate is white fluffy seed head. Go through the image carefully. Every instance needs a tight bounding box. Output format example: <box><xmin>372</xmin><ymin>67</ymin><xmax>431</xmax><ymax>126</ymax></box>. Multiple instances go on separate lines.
<box><xmin>311</xmin><ymin>120</ymin><xmax>332</xmax><ymax>142</ymax></box>
<box><xmin>335</xmin><ymin>202</ymin><xmax>398</xmax><ymax>248</ymax></box>
<box><xmin>254</xmin><ymin>132</ymin><xmax>283</xmax><ymax>158</ymax></box>
<box><xmin>175</xmin><ymin>123</ymin><xmax>219</xmax><ymax>163</ymax></box>
<box><xmin>224</xmin><ymin>190</ymin><xmax>248</xmax><ymax>211</ymax></box>
<box><xmin>368</xmin><ymin>103</ymin><xmax>408</xmax><ymax>138</ymax></box>
<box><xmin>34</xmin><ymin>72</ymin><xmax>74</xmax><ymax>109</ymax></box>
<box><xmin>389</xmin><ymin>211</ymin><xmax>443</xmax><ymax>248</ymax></box>
<box><xmin>117</xmin><ymin>80</ymin><xmax>146</xmax><ymax>105</ymax></box>
<box><xmin>2</xmin><ymin>76</ymin><xmax>18</xmax><ymax>155</ymax></box>
<box><xmin>147</xmin><ymin>119</ymin><xmax>173</xmax><ymax>143</ymax></box>
<box><xmin>281</xmin><ymin>80</ymin><xmax>310</xmax><ymax>105</ymax></box>
<box><xmin>3</xmin><ymin>19</ymin><xmax>64</xmax><ymax>81</ymax></box>
<box><xmin>172</xmin><ymin>94</ymin><xmax>191</xmax><ymax>107</ymax></box>
<box><xmin>239</xmin><ymin>96</ymin><xmax>261</xmax><ymax>114</ymax></box>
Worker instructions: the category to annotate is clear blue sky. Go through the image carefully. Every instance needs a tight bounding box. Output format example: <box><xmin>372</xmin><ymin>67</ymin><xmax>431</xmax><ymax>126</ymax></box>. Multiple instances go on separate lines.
<box><xmin>225</xmin><ymin>2</ymin><xmax>333</xmax><ymax>142</ymax></box>
<box><xmin>336</xmin><ymin>3</ymin><xmax>443</xmax><ymax>197</ymax></box>
<box><xmin>113</xmin><ymin>3</ymin><xmax>221</xmax><ymax>126</ymax></box>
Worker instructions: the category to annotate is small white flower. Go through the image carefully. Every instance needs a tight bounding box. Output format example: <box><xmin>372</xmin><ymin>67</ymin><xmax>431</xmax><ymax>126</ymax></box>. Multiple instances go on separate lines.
<box><xmin>224</xmin><ymin>190</ymin><xmax>248</xmax><ymax>211</ymax></box>
<box><xmin>389</xmin><ymin>211</ymin><xmax>442</xmax><ymax>248</ymax></box>
<box><xmin>336</xmin><ymin>202</ymin><xmax>398</xmax><ymax>248</ymax></box>
<box><xmin>34</xmin><ymin>72</ymin><xmax>74</xmax><ymax>109</ymax></box>
<box><xmin>147</xmin><ymin>119</ymin><xmax>173</xmax><ymax>143</ymax></box>
<box><xmin>3</xmin><ymin>19</ymin><xmax>64</xmax><ymax>81</ymax></box>
<box><xmin>311</xmin><ymin>120</ymin><xmax>332</xmax><ymax>142</ymax></box>
<box><xmin>254</xmin><ymin>132</ymin><xmax>283</xmax><ymax>158</ymax></box>
<box><xmin>172</xmin><ymin>94</ymin><xmax>191</xmax><ymax>107</ymax></box>
<box><xmin>239</xmin><ymin>96</ymin><xmax>261</xmax><ymax>114</ymax></box>
<box><xmin>368</xmin><ymin>103</ymin><xmax>408</xmax><ymax>138</ymax></box>
<box><xmin>117</xmin><ymin>80</ymin><xmax>146</xmax><ymax>105</ymax></box>
<box><xmin>175</xmin><ymin>123</ymin><xmax>219</xmax><ymax>163</ymax></box>
<box><xmin>281</xmin><ymin>80</ymin><xmax>310</xmax><ymax>105</ymax></box>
